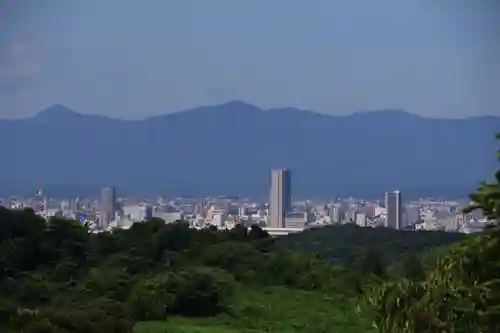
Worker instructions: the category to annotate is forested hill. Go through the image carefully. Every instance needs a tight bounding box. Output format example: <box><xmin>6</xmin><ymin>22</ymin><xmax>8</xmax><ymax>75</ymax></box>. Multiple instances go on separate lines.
<box><xmin>0</xmin><ymin>206</ymin><xmax>473</xmax><ymax>333</ymax></box>
<box><xmin>276</xmin><ymin>224</ymin><xmax>468</xmax><ymax>265</ymax></box>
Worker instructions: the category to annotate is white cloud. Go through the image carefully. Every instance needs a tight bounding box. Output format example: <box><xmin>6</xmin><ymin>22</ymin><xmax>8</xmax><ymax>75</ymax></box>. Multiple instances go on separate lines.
<box><xmin>0</xmin><ymin>41</ymin><xmax>41</xmax><ymax>84</ymax></box>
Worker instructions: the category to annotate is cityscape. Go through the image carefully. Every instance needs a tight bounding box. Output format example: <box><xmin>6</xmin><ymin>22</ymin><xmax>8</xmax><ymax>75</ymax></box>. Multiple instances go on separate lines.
<box><xmin>1</xmin><ymin>2</ymin><xmax>497</xmax><ymax>332</ymax></box>
<box><xmin>1</xmin><ymin>168</ymin><xmax>487</xmax><ymax>236</ymax></box>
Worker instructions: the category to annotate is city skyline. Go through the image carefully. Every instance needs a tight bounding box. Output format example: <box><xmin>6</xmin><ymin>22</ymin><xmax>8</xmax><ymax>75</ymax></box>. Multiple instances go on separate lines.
<box><xmin>1</xmin><ymin>2</ymin><xmax>497</xmax><ymax>331</ymax></box>
<box><xmin>0</xmin><ymin>180</ymin><xmax>483</xmax><ymax>236</ymax></box>
<box><xmin>0</xmin><ymin>165</ymin><xmax>478</xmax><ymax>235</ymax></box>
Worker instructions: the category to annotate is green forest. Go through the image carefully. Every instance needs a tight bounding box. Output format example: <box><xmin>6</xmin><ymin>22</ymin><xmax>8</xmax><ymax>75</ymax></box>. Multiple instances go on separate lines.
<box><xmin>1</xmin><ymin>138</ymin><xmax>500</xmax><ymax>332</ymax></box>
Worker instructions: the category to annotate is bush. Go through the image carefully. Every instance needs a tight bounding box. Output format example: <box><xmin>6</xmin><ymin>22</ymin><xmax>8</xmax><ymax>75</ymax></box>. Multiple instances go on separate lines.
<box><xmin>127</xmin><ymin>266</ymin><xmax>235</xmax><ymax>320</ymax></box>
<box><xmin>31</xmin><ymin>305</ymin><xmax>132</xmax><ymax>333</ymax></box>
<box><xmin>81</xmin><ymin>266</ymin><xmax>134</xmax><ymax>301</ymax></box>
<box><xmin>368</xmin><ymin>232</ymin><xmax>500</xmax><ymax>333</ymax></box>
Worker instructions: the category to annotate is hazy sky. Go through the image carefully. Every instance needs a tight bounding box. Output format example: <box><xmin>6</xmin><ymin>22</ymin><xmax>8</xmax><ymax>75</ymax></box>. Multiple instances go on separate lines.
<box><xmin>1</xmin><ymin>0</ymin><xmax>499</xmax><ymax>119</ymax></box>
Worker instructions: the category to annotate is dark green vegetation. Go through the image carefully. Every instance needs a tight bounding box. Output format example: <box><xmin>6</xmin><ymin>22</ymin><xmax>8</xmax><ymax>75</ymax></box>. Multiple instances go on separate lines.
<box><xmin>1</xmin><ymin>136</ymin><xmax>499</xmax><ymax>333</ymax></box>
<box><xmin>367</xmin><ymin>134</ymin><xmax>500</xmax><ymax>333</ymax></box>
<box><xmin>0</xmin><ymin>211</ymin><xmax>383</xmax><ymax>333</ymax></box>
<box><xmin>278</xmin><ymin>224</ymin><xmax>466</xmax><ymax>265</ymax></box>
<box><xmin>0</xmin><ymin>209</ymin><xmax>475</xmax><ymax>333</ymax></box>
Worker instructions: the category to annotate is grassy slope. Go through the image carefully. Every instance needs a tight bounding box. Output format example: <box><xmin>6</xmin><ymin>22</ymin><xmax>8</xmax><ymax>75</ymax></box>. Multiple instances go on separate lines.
<box><xmin>135</xmin><ymin>225</ymin><xmax>468</xmax><ymax>333</ymax></box>
<box><xmin>134</xmin><ymin>286</ymin><xmax>374</xmax><ymax>333</ymax></box>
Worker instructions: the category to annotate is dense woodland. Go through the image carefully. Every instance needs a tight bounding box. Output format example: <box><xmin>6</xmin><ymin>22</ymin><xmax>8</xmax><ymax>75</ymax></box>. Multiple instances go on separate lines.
<box><xmin>0</xmin><ymin>209</ymin><xmax>374</xmax><ymax>333</ymax></box>
<box><xmin>1</xmin><ymin>137</ymin><xmax>500</xmax><ymax>332</ymax></box>
<box><xmin>0</xmin><ymin>210</ymin><xmax>495</xmax><ymax>333</ymax></box>
<box><xmin>278</xmin><ymin>224</ymin><xmax>466</xmax><ymax>265</ymax></box>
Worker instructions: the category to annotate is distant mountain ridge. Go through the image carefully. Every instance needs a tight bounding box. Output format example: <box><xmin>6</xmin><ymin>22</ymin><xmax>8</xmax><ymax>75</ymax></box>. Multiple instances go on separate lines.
<box><xmin>1</xmin><ymin>101</ymin><xmax>498</xmax><ymax>198</ymax></box>
<box><xmin>23</xmin><ymin>101</ymin><xmax>487</xmax><ymax>121</ymax></box>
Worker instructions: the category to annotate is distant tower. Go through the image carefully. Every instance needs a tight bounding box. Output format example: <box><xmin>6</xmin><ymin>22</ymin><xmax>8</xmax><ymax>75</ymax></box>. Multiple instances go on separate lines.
<box><xmin>74</xmin><ymin>197</ymin><xmax>80</xmax><ymax>212</ymax></box>
<box><xmin>355</xmin><ymin>212</ymin><xmax>367</xmax><ymax>227</ymax></box>
<box><xmin>100</xmin><ymin>187</ymin><xmax>116</xmax><ymax>229</ymax></box>
<box><xmin>269</xmin><ymin>168</ymin><xmax>292</xmax><ymax>228</ymax></box>
<box><xmin>384</xmin><ymin>190</ymin><xmax>402</xmax><ymax>229</ymax></box>
<box><xmin>330</xmin><ymin>204</ymin><xmax>342</xmax><ymax>224</ymax></box>
<box><xmin>140</xmin><ymin>204</ymin><xmax>153</xmax><ymax>221</ymax></box>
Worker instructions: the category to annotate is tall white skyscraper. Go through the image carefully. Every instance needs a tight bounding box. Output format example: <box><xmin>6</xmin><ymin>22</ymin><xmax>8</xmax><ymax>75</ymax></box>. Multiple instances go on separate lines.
<box><xmin>269</xmin><ymin>168</ymin><xmax>292</xmax><ymax>228</ymax></box>
<box><xmin>355</xmin><ymin>212</ymin><xmax>367</xmax><ymax>227</ymax></box>
<box><xmin>329</xmin><ymin>204</ymin><xmax>343</xmax><ymax>224</ymax></box>
<box><xmin>43</xmin><ymin>196</ymin><xmax>48</xmax><ymax>212</ymax></box>
<box><xmin>100</xmin><ymin>186</ymin><xmax>116</xmax><ymax>229</ymax></box>
<box><xmin>384</xmin><ymin>190</ymin><xmax>402</xmax><ymax>229</ymax></box>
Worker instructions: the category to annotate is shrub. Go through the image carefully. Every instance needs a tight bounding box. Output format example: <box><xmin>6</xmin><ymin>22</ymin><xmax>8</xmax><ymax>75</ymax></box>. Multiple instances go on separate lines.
<box><xmin>127</xmin><ymin>266</ymin><xmax>235</xmax><ymax>320</ymax></box>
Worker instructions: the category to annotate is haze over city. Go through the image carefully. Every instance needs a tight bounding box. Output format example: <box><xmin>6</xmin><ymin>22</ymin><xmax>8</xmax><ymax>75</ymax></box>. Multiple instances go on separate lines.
<box><xmin>1</xmin><ymin>2</ymin><xmax>500</xmax><ymax>333</ymax></box>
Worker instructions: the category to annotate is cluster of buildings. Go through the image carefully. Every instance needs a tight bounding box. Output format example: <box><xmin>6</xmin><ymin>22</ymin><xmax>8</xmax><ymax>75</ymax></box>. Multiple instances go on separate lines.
<box><xmin>0</xmin><ymin>169</ymin><xmax>490</xmax><ymax>235</ymax></box>
<box><xmin>266</xmin><ymin>169</ymin><xmax>404</xmax><ymax>234</ymax></box>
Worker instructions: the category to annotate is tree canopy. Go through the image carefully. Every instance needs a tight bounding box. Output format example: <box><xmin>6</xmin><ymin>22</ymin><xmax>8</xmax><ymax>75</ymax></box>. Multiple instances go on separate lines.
<box><xmin>2</xmin><ymin>133</ymin><xmax>499</xmax><ymax>332</ymax></box>
<box><xmin>0</xmin><ymin>207</ymin><xmax>374</xmax><ymax>332</ymax></box>
<box><xmin>368</xmin><ymin>133</ymin><xmax>500</xmax><ymax>333</ymax></box>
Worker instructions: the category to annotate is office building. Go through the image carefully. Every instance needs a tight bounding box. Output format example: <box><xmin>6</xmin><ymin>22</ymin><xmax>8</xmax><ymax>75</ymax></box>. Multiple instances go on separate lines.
<box><xmin>355</xmin><ymin>212</ymin><xmax>367</xmax><ymax>227</ymax></box>
<box><xmin>100</xmin><ymin>187</ymin><xmax>116</xmax><ymax>229</ymax></box>
<box><xmin>122</xmin><ymin>204</ymin><xmax>153</xmax><ymax>222</ymax></box>
<box><xmin>142</xmin><ymin>204</ymin><xmax>153</xmax><ymax>221</ymax></box>
<box><xmin>269</xmin><ymin>168</ymin><xmax>292</xmax><ymax>228</ymax></box>
<box><xmin>43</xmin><ymin>196</ymin><xmax>48</xmax><ymax>212</ymax></box>
<box><xmin>385</xmin><ymin>190</ymin><xmax>402</xmax><ymax>229</ymax></box>
<box><xmin>329</xmin><ymin>204</ymin><xmax>343</xmax><ymax>224</ymax></box>
<box><xmin>285</xmin><ymin>211</ymin><xmax>308</xmax><ymax>229</ymax></box>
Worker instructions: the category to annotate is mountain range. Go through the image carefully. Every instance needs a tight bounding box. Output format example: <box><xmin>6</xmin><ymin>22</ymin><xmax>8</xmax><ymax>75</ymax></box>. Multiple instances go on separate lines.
<box><xmin>1</xmin><ymin>101</ymin><xmax>498</xmax><ymax>198</ymax></box>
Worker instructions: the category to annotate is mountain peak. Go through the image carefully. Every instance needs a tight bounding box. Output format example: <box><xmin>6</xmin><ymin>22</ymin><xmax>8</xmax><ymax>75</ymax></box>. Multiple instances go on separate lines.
<box><xmin>1</xmin><ymin>101</ymin><xmax>498</xmax><ymax>198</ymax></box>
<box><xmin>212</xmin><ymin>100</ymin><xmax>262</xmax><ymax>114</ymax></box>
<box><xmin>35</xmin><ymin>104</ymin><xmax>79</xmax><ymax>119</ymax></box>
<box><xmin>220</xmin><ymin>100</ymin><xmax>258</xmax><ymax>109</ymax></box>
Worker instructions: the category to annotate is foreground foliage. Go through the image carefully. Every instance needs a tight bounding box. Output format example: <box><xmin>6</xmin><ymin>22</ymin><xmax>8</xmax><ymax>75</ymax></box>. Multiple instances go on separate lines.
<box><xmin>0</xmin><ymin>206</ymin><xmax>465</xmax><ymax>332</ymax></box>
<box><xmin>0</xmin><ymin>210</ymin><xmax>380</xmax><ymax>333</ymax></box>
<box><xmin>4</xmin><ymin>136</ymin><xmax>499</xmax><ymax>333</ymax></box>
<box><xmin>135</xmin><ymin>286</ymin><xmax>370</xmax><ymax>333</ymax></box>
<box><xmin>368</xmin><ymin>133</ymin><xmax>500</xmax><ymax>333</ymax></box>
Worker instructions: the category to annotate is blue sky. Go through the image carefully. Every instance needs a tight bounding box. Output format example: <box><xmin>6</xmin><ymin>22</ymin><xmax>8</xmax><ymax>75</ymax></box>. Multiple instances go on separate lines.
<box><xmin>1</xmin><ymin>0</ymin><xmax>499</xmax><ymax>119</ymax></box>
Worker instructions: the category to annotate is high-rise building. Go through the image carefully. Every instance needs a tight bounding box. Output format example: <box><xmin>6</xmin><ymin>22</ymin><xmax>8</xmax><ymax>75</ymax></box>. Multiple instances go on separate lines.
<box><xmin>141</xmin><ymin>204</ymin><xmax>153</xmax><ymax>221</ymax></box>
<box><xmin>329</xmin><ymin>204</ymin><xmax>343</xmax><ymax>224</ymax></box>
<box><xmin>384</xmin><ymin>190</ymin><xmax>402</xmax><ymax>229</ymax></box>
<box><xmin>100</xmin><ymin>187</ymin><xmax>116</xmax><ymax>229</ymax></box>
<box><xmin>43</xmin><ymin>196</ymin><xmax>48</xmax><ymax>212</ymax></box>
<box><xmin>269</xmin><ymin>168</ymin><xmax>292</xmax><ymax>228</ymax></box>
<box><xmin>74</xmin><ymin>197</ymin><xmax>80</xmax><ymax>212</ymax></box>
<box><xmin>355</xmin><ymin>212</ymin><xmax>367</xmax><ymax>227</ymax></box>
